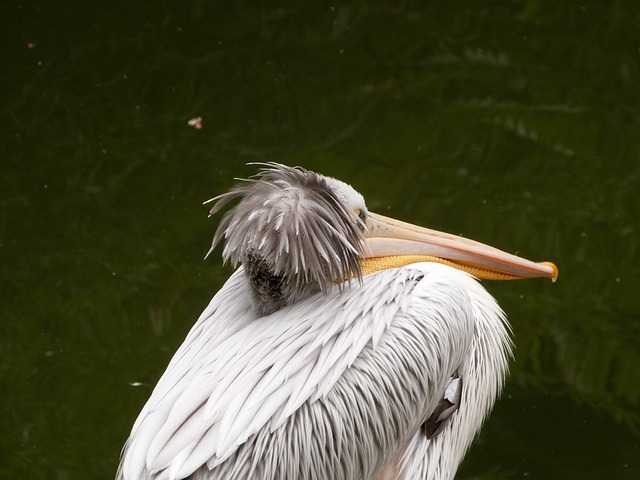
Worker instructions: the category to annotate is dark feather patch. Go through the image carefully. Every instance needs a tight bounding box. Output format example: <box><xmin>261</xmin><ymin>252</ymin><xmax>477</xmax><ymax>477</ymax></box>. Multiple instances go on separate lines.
<box><xmin>422</xmin><ymin>376</ymin><xmax>462</xmax><ymax>439</ymax></box>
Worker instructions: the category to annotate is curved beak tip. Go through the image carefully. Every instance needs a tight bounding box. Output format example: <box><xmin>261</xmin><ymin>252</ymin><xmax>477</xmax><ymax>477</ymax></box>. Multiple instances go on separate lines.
<box><xmin>541</xmin><ymin>261</ymin><xmax>559</xmax><ymax>282</ymax></box>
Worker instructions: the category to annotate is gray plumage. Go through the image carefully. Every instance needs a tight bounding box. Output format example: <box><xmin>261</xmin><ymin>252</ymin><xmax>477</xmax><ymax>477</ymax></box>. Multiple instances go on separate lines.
<box><xmin>205</xmin><ymin>164</ymin><xmax>366</xmax><ymax>316</ymax></box>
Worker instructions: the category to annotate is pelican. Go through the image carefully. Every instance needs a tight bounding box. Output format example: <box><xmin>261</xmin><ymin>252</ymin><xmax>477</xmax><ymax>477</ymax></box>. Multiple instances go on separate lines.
<box><xmin>117</xmin><ymin>163</ymin><xmax>557</xmax><ymax>480</ymax></box>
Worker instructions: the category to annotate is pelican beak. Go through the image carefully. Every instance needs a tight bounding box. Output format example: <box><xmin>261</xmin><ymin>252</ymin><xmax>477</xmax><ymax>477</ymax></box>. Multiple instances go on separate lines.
<box><xmin>361</xmin><ymin>212</ymin><xmax>558</xmax><ymax>281</ymax></box>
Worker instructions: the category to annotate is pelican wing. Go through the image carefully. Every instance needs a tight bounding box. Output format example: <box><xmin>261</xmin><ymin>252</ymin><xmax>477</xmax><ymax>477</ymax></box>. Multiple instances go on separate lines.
<box><xmin>120</xmin><ymin>269</ymin><xmax>255</xmax><ymax>478</ymax></box>
<box><xmin>119</xmin><ymin>264</ymin><xmax>482</xmax><ymax>480</ymax></box>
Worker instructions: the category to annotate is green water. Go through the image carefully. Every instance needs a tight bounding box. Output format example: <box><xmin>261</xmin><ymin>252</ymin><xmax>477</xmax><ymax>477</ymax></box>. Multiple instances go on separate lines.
<box><xmin>2</xmin><ymin>1</ymin><xmax>639</xmax><ymax>479</ymax></box>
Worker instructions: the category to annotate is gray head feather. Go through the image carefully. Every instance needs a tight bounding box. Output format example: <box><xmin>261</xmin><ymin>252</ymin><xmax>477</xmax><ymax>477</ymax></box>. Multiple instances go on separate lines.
<box><xmin>205</xmin><ymin>163</ymin><xmax>366</xmax><ymax>315</ymax></box>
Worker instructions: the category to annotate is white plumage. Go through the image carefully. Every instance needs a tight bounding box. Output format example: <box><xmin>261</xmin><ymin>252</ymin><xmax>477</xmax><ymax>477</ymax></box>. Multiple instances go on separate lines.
<box><xmin>117</xmin><ymin>163</ymin><xmax>556</xmax><ymax>480</ymax></box>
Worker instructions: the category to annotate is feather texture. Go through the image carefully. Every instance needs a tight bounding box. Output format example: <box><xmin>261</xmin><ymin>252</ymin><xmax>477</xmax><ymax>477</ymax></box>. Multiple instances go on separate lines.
<box><xmin>117</xmin><ymin>263</ymin><xmax>510</xmax><ymax>480</ymax></box>
<box><xmin>117</xmin><ymin>164</ymin><xmax>516</xmax><ymax>480</ymax></box>
<box><xmin>204</xmin><ymin>164</ymin><xmax>366</xmax><ymax>315</ymax></box>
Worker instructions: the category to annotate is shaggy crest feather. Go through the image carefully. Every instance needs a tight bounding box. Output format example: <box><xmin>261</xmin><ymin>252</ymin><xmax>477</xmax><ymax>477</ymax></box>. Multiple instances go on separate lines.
<box><xmin>204</xmin><ymin>163</ymin><xmax>366</xmax><ymax>315</ymax></box>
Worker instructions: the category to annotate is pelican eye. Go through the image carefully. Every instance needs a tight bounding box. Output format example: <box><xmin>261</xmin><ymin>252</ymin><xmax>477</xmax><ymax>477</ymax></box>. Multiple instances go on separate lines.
<box><xmin>354</xmin><ymin>208</ymin><xmax>367</xmax><ymax>232</ymax></box>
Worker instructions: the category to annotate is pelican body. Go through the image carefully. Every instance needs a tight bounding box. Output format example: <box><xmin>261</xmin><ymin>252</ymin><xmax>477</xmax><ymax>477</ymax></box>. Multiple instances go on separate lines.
<box><xmin>117</xmin><ymin>164</ymin><xmax>557</xmax><ymax>480</ymax></box>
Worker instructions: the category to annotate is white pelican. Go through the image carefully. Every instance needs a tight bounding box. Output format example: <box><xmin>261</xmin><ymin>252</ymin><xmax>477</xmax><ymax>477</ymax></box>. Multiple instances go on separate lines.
<box><xmin>117</xmin><ymin>163</ymin><xmax>557</xmax><ymax>480</ymax></box>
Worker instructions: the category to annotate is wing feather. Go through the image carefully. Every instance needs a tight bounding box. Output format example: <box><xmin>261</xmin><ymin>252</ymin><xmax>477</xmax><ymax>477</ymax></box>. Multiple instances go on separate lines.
<box><xmin>119</xmin><ymin>263</ymin><xmax>484</xmax><ymax>480</ymax></box>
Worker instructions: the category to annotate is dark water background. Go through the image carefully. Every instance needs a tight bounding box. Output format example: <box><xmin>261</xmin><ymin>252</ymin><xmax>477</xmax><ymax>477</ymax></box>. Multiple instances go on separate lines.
<box><xmin>2</xmin><ymin>1</ymin><xmax>639</xmax><ymax>479</ymax></box>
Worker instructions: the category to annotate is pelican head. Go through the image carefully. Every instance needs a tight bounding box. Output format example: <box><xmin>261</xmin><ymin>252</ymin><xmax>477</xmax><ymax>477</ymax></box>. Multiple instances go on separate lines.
<box><xmin>206</xmin><ymin>163</ymin><xmax>556</xmax><ymax>317</ymax></box>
